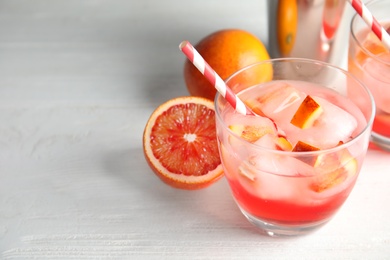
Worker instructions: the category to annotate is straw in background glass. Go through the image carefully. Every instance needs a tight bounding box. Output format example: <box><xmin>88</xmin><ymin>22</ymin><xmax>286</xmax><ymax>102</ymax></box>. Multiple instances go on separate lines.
<box><xmin>348</xmin><ymin>0</ymin><xmax>390</xmax><ymax>50</ymax></box>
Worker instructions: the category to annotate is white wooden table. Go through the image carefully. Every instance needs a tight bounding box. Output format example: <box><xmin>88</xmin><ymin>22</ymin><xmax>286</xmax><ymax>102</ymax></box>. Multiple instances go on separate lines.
<box><xmin>1</xmin><ymin>0</ymin><xmax>389</xmax><ymax>259</ymax></box>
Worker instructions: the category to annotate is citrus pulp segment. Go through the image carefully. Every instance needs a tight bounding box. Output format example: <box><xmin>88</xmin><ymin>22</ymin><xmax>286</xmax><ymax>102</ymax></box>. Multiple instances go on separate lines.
<box><xmin>290</xmin><ymin>95</ymin><xmax>323</xmax><ymax>129</ymax></box>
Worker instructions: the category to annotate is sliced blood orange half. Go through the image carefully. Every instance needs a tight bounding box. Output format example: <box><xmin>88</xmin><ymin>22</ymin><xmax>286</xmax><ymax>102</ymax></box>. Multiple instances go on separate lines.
<box><xmin>143</xmin><ymin>96</ymin><xmax>223</xmax><ymax>190</ymax></box>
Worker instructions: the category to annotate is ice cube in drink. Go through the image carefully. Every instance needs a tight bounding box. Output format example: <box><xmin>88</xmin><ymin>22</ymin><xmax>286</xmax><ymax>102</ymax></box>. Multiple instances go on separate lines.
<box><xmin>242</xmin><ymin>81</ymin><xmax>360</xmax><ymax>149</ymax></box>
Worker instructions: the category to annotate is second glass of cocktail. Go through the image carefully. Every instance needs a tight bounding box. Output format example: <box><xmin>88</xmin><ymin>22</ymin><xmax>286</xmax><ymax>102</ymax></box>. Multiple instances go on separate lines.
<box><xmin>215</xmin><ymin>58</ymin><xmax>374</xmax><ymax>236</ymax></box>
<box><xmin>348</xmin><ymin>0</ymin><xmax>390</xmax><ymax>150</ymax></box>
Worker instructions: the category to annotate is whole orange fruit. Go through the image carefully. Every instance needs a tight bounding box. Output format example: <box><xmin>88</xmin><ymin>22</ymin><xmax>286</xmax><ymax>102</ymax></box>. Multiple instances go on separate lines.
<box><xmin>184</xmin><ymin>29</ymin><xmax>272</xmax><ymax>100</ymax></box>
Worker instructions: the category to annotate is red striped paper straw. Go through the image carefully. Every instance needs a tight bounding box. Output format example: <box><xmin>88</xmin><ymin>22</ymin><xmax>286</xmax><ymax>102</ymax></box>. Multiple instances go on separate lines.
<box><xmin>179</xmin><ymin>41</ymin><xmax>255</xmax><ymax>116</ymax></box>
<box><xmin>348</xmin><ymin>0</ymin><xmax>390</xmax><ymax>50</ymax></box>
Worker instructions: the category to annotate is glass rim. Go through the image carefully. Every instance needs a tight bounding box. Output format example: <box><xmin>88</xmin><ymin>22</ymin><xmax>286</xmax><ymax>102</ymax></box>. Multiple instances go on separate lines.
<box><xmin>350</xmin><ymin>0</ymin><xmax>390</xmax><ymax>66</ymax></box>
<box><xmin>214</xmin><ymin>58</ymin><xmax>376</xmax><ymax>156</ymax></box>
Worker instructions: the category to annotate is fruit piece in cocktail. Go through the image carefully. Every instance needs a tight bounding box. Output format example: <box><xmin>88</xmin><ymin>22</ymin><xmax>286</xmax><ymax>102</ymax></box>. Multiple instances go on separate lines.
<box><xmin>348</xmin><ymin>23</ymin><xmax>390</xmax><ymax>139</ymax></box>
<box><xmin>216</xmin><ymin>80</ymin><xmax>367</xmax><ymax>227</ymax></box>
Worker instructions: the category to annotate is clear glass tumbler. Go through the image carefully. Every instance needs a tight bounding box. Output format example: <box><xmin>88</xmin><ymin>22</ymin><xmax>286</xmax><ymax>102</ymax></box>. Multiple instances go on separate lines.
<box><xmin>215</xmin><ymin>58</ymin><xmax>374</xmax><ymax>236</ymax></box>
<box><xmin>348</xmin><ymin>0</ymin><xmax>390</xmax><ymax>151</ymax></box>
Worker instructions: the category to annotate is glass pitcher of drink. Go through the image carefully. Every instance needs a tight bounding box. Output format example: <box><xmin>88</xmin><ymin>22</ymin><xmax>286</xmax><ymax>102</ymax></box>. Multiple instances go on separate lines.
<box><xmin>267</xmin><ymin>0</ymin><xmax>347</xmax><ymax>66</ymax></box>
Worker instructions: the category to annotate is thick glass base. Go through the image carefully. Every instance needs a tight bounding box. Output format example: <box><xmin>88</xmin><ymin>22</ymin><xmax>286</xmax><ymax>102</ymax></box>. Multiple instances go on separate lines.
<box><xmin>371</xmin><ymin>132</ymin><xmax>390</xmax><ymax>152</ymax></box>
<box><xmin>239</xmin><ymin>207</ymin><xmax>331</xmax><ymax>237</ymax></box>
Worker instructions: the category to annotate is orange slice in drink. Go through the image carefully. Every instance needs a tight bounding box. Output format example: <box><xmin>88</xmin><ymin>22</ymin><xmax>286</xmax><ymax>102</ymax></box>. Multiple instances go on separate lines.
<box><xmin>290</xmin><ymin>95</ymin><xmax>323</xmax><ymax>129</ymax></box>
<box><xmin>143</xmin><ymin>96</ymin><xmax>223</xmax><ymax>190</ymax></box>
<box><xmin>292</xmin><ymin>140</ymin><xmax>320</xmax><ymax>152</ymax></box>
<box><xmin>275</xmin><ymin>136</ymin><xmax>293</xmax><ymax>151</ymax></box>
<box><xmin>292</xmin><ymin>140</ymin><xmax>320</xmax><ymax>165</ymax></box>
<box><xmin>356</xmin><ymin>30</ymin><xmax>389</xmax><ymax>63</ymax></box>
<box><xmin>229</xmin><ymin>124</ymin><xmax>275</xmax><ymax>143</ymax></box>
<box><xmin>228</xmin><ymin>122</ymin><xmax>292</xmax><ymax>151</ymax></box>
<box><xmin>310</xmin><ymin>148</ymin><xmax>358</xmax><ymax>193</ymax></box>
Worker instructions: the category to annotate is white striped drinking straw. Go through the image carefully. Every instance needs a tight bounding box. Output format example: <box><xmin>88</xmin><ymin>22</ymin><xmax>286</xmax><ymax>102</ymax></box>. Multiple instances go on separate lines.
<box><xmin>348</xmin><ymin>0</ymin><xmax>390</xmax><ymax>50</ymax></box>
<box><xmin>179</xmin><ymin>41</ymin><xmax>255</xmax><ymax>116</ymax></box>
